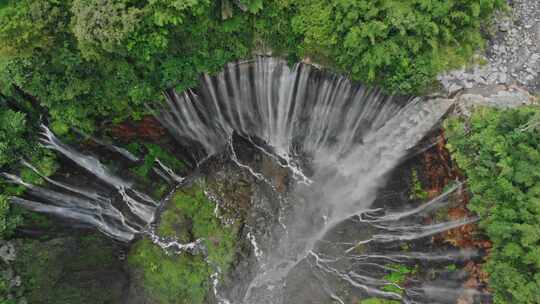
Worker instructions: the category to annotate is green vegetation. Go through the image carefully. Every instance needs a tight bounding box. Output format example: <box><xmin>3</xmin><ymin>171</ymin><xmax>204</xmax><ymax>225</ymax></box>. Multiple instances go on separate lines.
<box><xmin>290</xmin><ymin>0</ymin><xmax>504</xmax><ymax>93</ymax></box>
<box><xmin>445</xmin><ymin>106</ymin><xmax>540</xmax><ymax>304</ymax></box>
<box><xmin>356</xmin><ymin>264</ymin><xmax>416</xmax><ymax>303</ymax></box>
<box><xmin>445</xmin><ymin>264</ymin><xmax>457</xmax><ymax>272</ymax></box>
<box><xmin>160</xmin><ymin>183</ymin><xmax>238</xmax><ymax>272</ymax></box>
<box><xmin>409</xmin><ymin>169</ymin><xmax>428</xmax><ymax>200</ymax></box>
<box><xmin>129</xmin><ymin>239</ymin><xmax>211</xmax><ymax>304</ymax></box>
<box><xmin>0</xmin><ymin>151</ymin><xmax>57</xmax><ymax>237</ymax></box>
<box><xmin>381</xmin><ymin>264</ymin><xmax>417</xmax><ymax>294</ymax></box>
<box><xmin>0</xmin><ymin>0</ymin><xmax>254</xmax><ymax>134</ymax></box>
<box><xmin>0</xmin><ymin>109</ymin><xmax>27</xmax><ymax>167</ymax></box>
<box><xmin>0</xmin><ymin>96</ymin><xmax>58</xmax><ymax>238</ymax></box>
<box><xmin>12</xmin><ymin>234</ymin><xmax>125</xmax><ymax>304</ymax></box>
<box><xmin>128</xmin><ymin>182</ymin><xmax>238</xmax><ymax>303</ymax></box>
<box><xmin>128</xmin><ymin>142</ymin><xmax>184</xmax><ymax>179</ymax></box>
<box><xmin>0</xmin><ymin>195</ymin><xmax>21</xmax><ymax>238</ymax></box>
<box><xmin>399</xmin><ymin>243</ymin><xmax>411</xmax><ymax>251</ymax></box>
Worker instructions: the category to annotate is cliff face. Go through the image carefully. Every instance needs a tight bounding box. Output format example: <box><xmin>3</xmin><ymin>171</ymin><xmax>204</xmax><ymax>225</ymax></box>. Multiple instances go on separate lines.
<box><xmin>2</xmin><ymin>234</ymin><xmax>128</xmax><ymax>304</ymax></box>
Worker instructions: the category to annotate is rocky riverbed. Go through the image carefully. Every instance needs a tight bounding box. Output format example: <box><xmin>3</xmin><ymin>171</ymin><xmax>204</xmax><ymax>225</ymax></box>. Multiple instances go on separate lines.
<box><xmin>438</xmin><ymin>0</ymin><xmax>539</xmax><ymax>95</ymax></box>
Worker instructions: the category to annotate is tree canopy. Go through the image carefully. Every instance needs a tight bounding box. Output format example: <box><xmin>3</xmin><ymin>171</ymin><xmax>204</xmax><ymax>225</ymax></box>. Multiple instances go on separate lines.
<box><xmin>446</xmin><ymin>107</ymin><xmax>540</xmax><ymax>304</ymax></box>
<box><xmin>290</xmin><ymin>0</ymin><xmax>504</xmax><ymax>92</ymax></box>
<box><xmin>0</xmin><ymin>0</ymin><xmax>503</xmax><ymax>134</ymax></box>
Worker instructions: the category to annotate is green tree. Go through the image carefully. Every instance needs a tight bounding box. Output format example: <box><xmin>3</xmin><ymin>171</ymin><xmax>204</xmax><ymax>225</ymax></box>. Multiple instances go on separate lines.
<box><xmin>238</xmin><ymin>0</ymin><xmax>264</xmax><ymax>13</ymax></box>
<box><xmin>70</xmin><ymin>0</ymin><xmax>143</xmax><ymax>59</ymax></box>
<box><xmin>290</xmin><ymin>0</ymin><xmax>504</xmax><ymax>93</ymax></box>
<box><xmin>0</xmin><ymin>96</ymin><xmax>58</xmax><ymax>238</ymax></box>
<box><xmin>0</xmin><ymin>0</ymin><xmax>62</xmax><ymax>58</ymax></box>
<box><xmin>446</xmin><ymin>106</ymin><xmax>540</xmax><ymax>304</ymax></box>
<box><xmin>0</xmin><ymin>108</ymin><xmax>26</xmax><ymax>166</ymax></box>
<box><xmin>0</xmin><ymin>0</ymin><xmax>258</xmax><ymax>133</ymax></box>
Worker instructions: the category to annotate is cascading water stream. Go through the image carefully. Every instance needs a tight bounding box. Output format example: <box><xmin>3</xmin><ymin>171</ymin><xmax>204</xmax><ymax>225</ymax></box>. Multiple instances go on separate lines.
<box><xmin>152</xmin><ymin>57</ymin><xmax>471</xmax><ymax>303</ymax></box>
<box><xmin>5</xmin><ymin>57</ymin><xmax>479</xmax><ymax>303</ymax></box>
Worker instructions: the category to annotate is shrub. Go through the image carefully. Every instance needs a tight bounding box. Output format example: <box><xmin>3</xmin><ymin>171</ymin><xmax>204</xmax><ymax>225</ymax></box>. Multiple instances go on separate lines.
<box><xmin>128</xmin><ymin>143</ymin><xmax>185</xmax><ymax>180</ymax></box>
<box><xmin>381</xmin><ymin>264</ymin><xmax>417</xmax><ymax>294</ymax></box>
<box><xmin>409</xmin><ymin>169</ymin><xmax>428</xmax><ymax>200</ymax></box>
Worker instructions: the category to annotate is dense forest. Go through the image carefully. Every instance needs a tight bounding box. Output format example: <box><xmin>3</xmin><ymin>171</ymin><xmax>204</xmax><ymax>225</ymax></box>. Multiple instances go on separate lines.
<box><xmin>446</xmin><ymin>108</ymin><xmax>540</xmax><ymax>303</ymax></box>
<box><xmin>2</xmin><ymin>0</ymin><xmax>539</xmax><ymax>304</ymax></box>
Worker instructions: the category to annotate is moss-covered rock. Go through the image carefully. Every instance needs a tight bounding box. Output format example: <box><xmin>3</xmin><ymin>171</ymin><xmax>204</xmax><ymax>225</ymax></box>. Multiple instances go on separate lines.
<box><xmin>127</xmin><ymin>182</ymin><xmax>241</xmax><ymax>304</ymax></box>
<box><xmin>128</xmin><ymin>239</ymin><xmax>211</xmax><ymax>304</ymax></box>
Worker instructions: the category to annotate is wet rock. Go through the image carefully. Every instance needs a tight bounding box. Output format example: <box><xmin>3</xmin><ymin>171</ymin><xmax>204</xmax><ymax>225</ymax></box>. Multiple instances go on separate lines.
<box><xmin>0</xmin><ymin>240</ymin><xmax>16</xmax><ymax>263</ymax></box>
<box><xmin>111</xmin><ymin>115</ymin><xmax>167</xmax><ymax>142</ymax></box>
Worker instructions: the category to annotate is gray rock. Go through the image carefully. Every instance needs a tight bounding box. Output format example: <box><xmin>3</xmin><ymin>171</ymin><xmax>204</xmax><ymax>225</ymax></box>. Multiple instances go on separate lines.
<box><xmin>453</xmin><ymin>84</ymin><xmax>536</xmax><ymax>116</ymax></box>
<box><xmin>0</xmin><ymin>241</ymin><xmax>16</xmax><ymax>262</ymax></box>
<box><xmin>448</xmin><ymin>85</ymin><xmax>461</xmax><ymax>93</ymax></box>
<box><xmin>499</xmin><ymin>20</ymin><xmax>511</xmax><ymax>31</ymax></box>
<box><xmin>10</xmin><ymin>275</ymin><xmax>21</xmax><ymax>288</ymax></box>
<box><xmin>438</xmin><ymin>0</ymin><xmax>540</xmax><ymax>95</ymax></box>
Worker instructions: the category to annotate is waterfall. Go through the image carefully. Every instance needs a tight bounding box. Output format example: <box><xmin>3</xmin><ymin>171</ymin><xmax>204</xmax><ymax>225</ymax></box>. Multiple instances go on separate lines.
<box><xmin>5</xmin><ymin>57</ymin><xmax>467</xmax><ymax>303</ymax></box>
<box><xmin>3</xmin><ymin>125</ymin><xmax>159</xmax><ymax>242</ymax></box>
<box><xmin>152</xmin><ymin>57</ymin><xmax>457</xmax><ymax>303</ymax></box>
<box><xmin>156</xmin><ymin>58</ymin><xmax>452</xmax><ymax>228</ymax></box>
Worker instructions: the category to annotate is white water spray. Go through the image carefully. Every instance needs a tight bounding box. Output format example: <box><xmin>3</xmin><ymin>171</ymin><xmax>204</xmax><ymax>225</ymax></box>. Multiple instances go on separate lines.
<box><xmin>152</xmin><ymin>57</ymin><xmax>461</xmax><ymax>303</ymax></box>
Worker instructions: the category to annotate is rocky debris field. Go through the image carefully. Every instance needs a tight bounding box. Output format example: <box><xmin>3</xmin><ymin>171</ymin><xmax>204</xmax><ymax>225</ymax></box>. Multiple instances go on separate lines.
<box><xmin>438</xmin><ymin>0</ymin><xmax>539</xmax><ymax>97</ymax></box>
